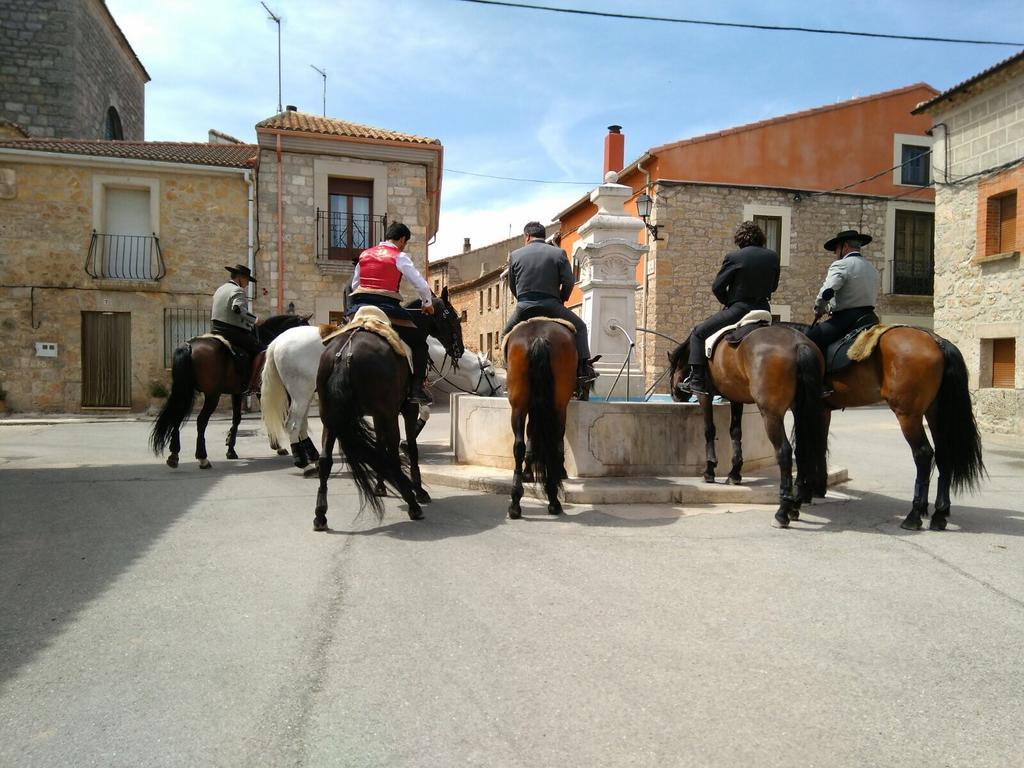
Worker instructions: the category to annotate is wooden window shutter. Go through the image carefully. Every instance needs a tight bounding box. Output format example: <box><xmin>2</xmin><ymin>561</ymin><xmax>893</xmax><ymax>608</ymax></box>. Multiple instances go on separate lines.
<box><xmin>992</xmin><ymin>338</ymin><xmax>1015</xmax><ymax>389</ymax></box>
<box><xmin>999</xmin><ymin>192</ymin><xmax>1017</xmax><ymax>253</ymax></box>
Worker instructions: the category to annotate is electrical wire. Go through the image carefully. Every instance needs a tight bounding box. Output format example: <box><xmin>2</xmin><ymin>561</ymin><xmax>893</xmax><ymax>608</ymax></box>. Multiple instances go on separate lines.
<box><xmin>454</xmin><ymin>0</ymin><xmax>1024</xmax><ymax>47</ymax></box>
<box><xmin>445</xmin><ymin>167</ymin><xmax>598</xmax><ymax>185</ymax></box>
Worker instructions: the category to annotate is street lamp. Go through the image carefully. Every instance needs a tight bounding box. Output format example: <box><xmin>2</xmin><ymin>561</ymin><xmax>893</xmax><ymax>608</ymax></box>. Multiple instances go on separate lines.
<box><xmin>636</xmin><ymin>192</ymin><xmax>662</xmax><ymax>241</ymax></box>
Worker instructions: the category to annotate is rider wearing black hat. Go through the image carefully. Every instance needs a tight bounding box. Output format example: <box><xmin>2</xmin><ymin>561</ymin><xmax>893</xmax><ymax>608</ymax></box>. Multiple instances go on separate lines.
<box><xmin>806</xmin><ymin>229</ymin><xmax>880</xmax><ymax>353</ymax></box>
<box><xmin>211</xmin><ymin>264</ymin><xmax>262</xmax><ymax>385</ymax></box>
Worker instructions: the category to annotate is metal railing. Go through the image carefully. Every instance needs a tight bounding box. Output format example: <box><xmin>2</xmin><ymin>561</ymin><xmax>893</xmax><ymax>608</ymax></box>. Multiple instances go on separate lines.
<box><xmin>603</xmin><ymin>326</ymin><xmax>682</xmax><ymax>403</ymax></box>
<box><xmin>86</xmin><ymin>232</ymin><xmax>165</xmax><ymax>281</ymax></box>
<box><xmin>163</xmin><ymin>307</ymin><xmax>209</xmax><ymax>367</ymax></box>
<box><xmin>891</xmin><ymin>261</ymin><xmax>934</xmax><ymax>295</ymax></box>
<box><xmin>315</xmin><ymin>210</ymin><xmax>387</xmax><ymax>261</ymax></box>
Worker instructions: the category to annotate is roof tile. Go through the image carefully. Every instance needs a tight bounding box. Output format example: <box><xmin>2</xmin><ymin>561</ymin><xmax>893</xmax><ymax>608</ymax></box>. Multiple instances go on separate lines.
<box><xmin>0</xmin><ymin>139</ymin><xmax>258</xmax><ymax>168</ymax></box>
<box><xmin>256</xmin><ymin>110</ymin><xmax>439</xmax><ymax>145</ymax></box>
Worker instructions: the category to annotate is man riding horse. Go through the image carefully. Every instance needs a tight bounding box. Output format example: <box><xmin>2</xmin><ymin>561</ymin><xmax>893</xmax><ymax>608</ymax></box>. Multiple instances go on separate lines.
<box><xmin>806</xmin><ymin>229</ymin><xmax>880</xmax><ymax>353</ymax></box>
<box><xmin>348</xmin><ymin>221</ymin><xmax>435</xmax><ymax>404</ymax></box>
<box><xmin>679</xmin><ymin>221</ymin><xmax>780</xmax><ymax>395</ymax></box>
<box><xmin>211</xmin><ymin>264</ymin><xmax>262</xmax><ymax>391</ymax></box>
<box><xmin>501</xmin><ymin>221</ymin><xmax>598</xmax><ymax>389</ymax></box>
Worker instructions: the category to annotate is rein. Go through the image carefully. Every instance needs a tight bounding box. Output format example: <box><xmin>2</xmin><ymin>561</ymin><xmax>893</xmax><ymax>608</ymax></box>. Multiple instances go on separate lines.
<box><xmin>428</xmin><ymin>353</ymin><xmax>499</xmax><ymax>396</ymax></box>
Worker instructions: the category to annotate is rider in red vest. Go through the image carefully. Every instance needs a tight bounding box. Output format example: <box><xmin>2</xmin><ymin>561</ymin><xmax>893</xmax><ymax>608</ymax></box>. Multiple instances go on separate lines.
<box><xmin>348</xmin><ymin>222</ymin><xmax>435</xmax><ymax>404</ymax></box>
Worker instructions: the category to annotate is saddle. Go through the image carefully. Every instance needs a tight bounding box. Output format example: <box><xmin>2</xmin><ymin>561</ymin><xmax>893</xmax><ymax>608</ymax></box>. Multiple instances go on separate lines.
<box><xmin>321</xmin><ymin>305</ymin><xmax>413</xmax><ymax>371</ymax></box>
<box><xmin>822</xmin><ymin>312</ymin><xmax>881</xmax><ymax>375</ymax></box>
<box><xmin>704</xmin><ymin>310</ymin><xmax>772</xmax><ymax>359</ymax></box>
<box><xmin>192</xmin><ymin>333</ymin><xmax>265</xmax><ymax>393</ymax></box>
<box><xmin>501</xmin><ymin>316</ymin><xmax>576</xmax><ymax>358</ymax></box>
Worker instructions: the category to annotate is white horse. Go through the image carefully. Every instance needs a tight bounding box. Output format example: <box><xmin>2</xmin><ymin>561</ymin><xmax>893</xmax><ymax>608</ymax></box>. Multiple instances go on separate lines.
<box><xmin>261</xmin><ymin>327</ymin><xmax>503</xmax><ymax>468</ymax></box>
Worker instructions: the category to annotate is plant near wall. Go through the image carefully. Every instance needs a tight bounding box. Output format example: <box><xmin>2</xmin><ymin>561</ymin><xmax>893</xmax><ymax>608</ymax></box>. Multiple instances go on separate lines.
<box><xmin>148</xmin><ymin>380</ymin><xmax>169</xmax><ymax>399</ymax></box>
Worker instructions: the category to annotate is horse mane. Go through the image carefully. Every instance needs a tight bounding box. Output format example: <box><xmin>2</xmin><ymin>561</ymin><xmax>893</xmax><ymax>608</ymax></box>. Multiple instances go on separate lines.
<box><xmin>668</xmin><ymin>339</ymin><xmax>689</xmax><ymax>369</ymax></box>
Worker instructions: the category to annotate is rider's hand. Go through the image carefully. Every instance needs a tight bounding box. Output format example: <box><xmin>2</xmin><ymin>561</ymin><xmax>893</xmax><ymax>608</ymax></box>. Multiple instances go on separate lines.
<box><xmin>422</xmin><ymin>303</ymin><xmax>435</xmax><ymax>315</ymax></box>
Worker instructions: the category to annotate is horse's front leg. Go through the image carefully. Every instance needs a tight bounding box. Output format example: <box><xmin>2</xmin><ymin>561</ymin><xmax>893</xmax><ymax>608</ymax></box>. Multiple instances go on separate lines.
<box><xmin>726</xmin><ymin>399</ymin><xmax>744</xmax><ymax>485</ymax></box>
<box><xmin>314</xmin><ymin>430</ymin><xmax>336</xmax><ymax>531</ymax></box>
<box><xmin>195</xmin><ymin>393</ymin><xmax>220</xmax><ymax>469</ymax></box>
<box><xmin>763</xmin><ymin>410</ymin><xmax>800</xmax><ymax>527</ymax></box>
<box><xmin>700</xmin><ymin>393</ymin><xmax>717</xmax><ymax>483</ymax></box>
<box><xmin>509</xmin><ymin>407</ymin><xmax>527</xmax><ymax>519</ymax></box>
<box><xmin>226</xmin><ymin>393</ymin><xmax>242</xmax><ymax>460</ymax></box>
<box><xmin>402</xmin><ymin>402</ymin><xmax>430</xmax><ymax>504</ymax></box>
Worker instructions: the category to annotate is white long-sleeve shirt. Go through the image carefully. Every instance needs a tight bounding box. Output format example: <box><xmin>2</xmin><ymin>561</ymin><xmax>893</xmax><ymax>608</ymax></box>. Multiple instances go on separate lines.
<box><xmin>351</xmin><ymin>243</ymin><xmax>433</xmax><ymax>306</ymax></box>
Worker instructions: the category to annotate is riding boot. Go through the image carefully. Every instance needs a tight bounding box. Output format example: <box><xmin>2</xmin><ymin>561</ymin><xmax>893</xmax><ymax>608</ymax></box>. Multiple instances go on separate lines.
<box><xmin>681</xmin><ymin>364</ymin><xmax>709</xmax><ymax>395</ymax></box>
<box><xmin>407</xmin><ymin>344</ymin><xmax>432</xmax><ymax>405</ymax></box>
<box><xmin>408</xmin><ymin>374</ymin><xmax>432</xmax><ymax>405</ymax></box>
<box><xmin>576</xmin><ymin>357</ymin><xmax>599</xmax><ymax>387</ymax></box>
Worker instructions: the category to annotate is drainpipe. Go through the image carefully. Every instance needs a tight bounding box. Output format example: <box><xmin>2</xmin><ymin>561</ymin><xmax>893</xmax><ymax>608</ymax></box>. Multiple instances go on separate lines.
<box><xmin>244</xmin><ymin>169</ymin><xmax>255</xmax><ymax>304</ymax></box>
<box><xmin>636</xmin><ymin>153</ymin><xmax>653</xmax><ymax>370</ymax></box>
<box><xmin>276</xmin><ymin>133</ymin><xmax>284</xmax><ymax>313</ymax></box>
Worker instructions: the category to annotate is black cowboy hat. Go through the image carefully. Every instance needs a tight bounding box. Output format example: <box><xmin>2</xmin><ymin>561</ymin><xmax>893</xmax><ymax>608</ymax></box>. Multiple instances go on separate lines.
<box><xmin>224</xmin><ymin>264</ymin><xmax>257</xmax><ymax>282</ymax></box>
<box><xmin>824</xmin><ymin>229</ymin><xmax>872</xmax><ymax>252</ymax></box>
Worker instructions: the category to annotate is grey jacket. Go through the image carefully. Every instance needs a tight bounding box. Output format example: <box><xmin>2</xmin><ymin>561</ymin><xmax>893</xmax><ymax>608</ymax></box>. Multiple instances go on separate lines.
<box><xmin>508</xmin><ymin>239</ymin><xmax>574</xmax><ymax>305</ymax></box>
<box><xmin>814</xmin><ymin>252</ymin><xmax>879</xmax><ymax>313</ymax></box>
<box><xmin>211</xmin><ymin>280</ymin><xmax>257</xmax><ymax>330</ymax></box>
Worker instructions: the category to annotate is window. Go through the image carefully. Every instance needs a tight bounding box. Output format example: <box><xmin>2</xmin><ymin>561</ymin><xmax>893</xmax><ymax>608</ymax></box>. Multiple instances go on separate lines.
<box><xmin>742</xmin><ymin>203</ymin><xmax>791</xmax><ymax>265</ymax></box>
<box><xmin>98</xmin><ymin>186</ymin><xmax>155</xmax><ymax>279</ymax></box>
<box><xmin>460</xmin><ymin>310</ymin><xmax>467</xmax><ymax>322</ymax></box>
<box><xmin>326</xmin><ymin>178</ymin><xmax>373</xmax><ymax>260</ymax></box>
<box><xmin>104</xmin><ymin>107</ymin><xmax>123</xmax><ymax>140</ymax></box>
<box><xmin>487</xmin><ymin>286</ymin><xmax>492</xmax><ymax>311</ymax></box>
<box><xmin>991</xmin><ymin>338</ymin><xmax>1016</xmax><ymax>389</ymax></box>
<box><xmin>164</xmin><ymin>308</ymin><xmax>208</xmax><ymax>368</ymax></box>
<box><xmin>900</xmin><ymin>145</ymin><xmax>930</xmax><ymax>186</ymax></box>
<box><xmin>891</xmin><ymin>210</ymin><xmax>934</xmax><ymax>295</ymax></box>
<box><xmin>433</xmin><ymin>279</ymin><xmax>440</xmax><ymax>293</ymax></box>
<box><xmin>986</xmin><ymin>192</ymin><xmax>1017</xmax><ymax>256</ymax></box>
<box><xmin>479</xmin><ymin>291</ymin><xmax>484</xmax><ymax>314</ymax></box>
<box><xmin>486</xmin><ymin>332</ymin><xmax>493</xmax><ymax>353</ymax></box>
<box><xmin>479</xmin><ymin>334</ymin><xmax>484</xmax><ymax>352</ymax></box>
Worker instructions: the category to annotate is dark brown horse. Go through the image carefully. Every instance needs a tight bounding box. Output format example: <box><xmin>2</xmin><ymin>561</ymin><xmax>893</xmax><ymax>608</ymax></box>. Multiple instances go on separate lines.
<box><xmin>313</xmin><ymin>296</ymin><xmax>463</xmax><ymax>531</ymax></box>
<box><xmin>669</xmin><ymin>325</ymin><xmax>830</xmax><ymax>528</ymax></box>
<box><xmin>791</xmin><ymin>324</ymin><xmax>985</xmax><ymax>531</ymax></box>
<box><xmin>150</xmin><ymin>314</ymin><xmax>308</xmax><ymax>468</ymax></box>
<box><xmin>505</xmin><ymin>320</ymin><xmax>579</xmax><ymax>519</ymax></box>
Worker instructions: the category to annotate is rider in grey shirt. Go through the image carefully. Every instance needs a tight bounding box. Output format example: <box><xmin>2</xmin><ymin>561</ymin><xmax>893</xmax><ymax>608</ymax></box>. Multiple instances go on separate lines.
<box><xmin>807</xmin><ymin>229</ymin><xmax>880</xmax><ymax>352</ymax></box>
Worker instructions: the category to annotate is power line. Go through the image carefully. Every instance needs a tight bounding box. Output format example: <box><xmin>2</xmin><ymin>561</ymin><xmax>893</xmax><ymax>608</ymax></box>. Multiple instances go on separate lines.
<box><xmin>454</xmin><ymin>0</ymin><xmax>1024</xmax><ymax>47</ymax></box>
<box><xmin>445</xmin><ymin>167</ymin><xmax>598</xmax><ymax>185</ymax></box>
<box><xmin>808</xmin><ymin>149</ymin><xmax>933</xmax><ymax>198</ymax></box>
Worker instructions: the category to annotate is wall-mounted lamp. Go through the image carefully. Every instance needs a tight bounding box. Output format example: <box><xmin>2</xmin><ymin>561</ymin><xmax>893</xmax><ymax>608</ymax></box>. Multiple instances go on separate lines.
<box><xmin>636</xmin><ymin>192</ymin><xmax>663</xmax><ymax>241</ymax></box>
<box><xmin>286</xmin><ymin>301</ymin><xmax>295</xmax><ymax>314</ymax></box>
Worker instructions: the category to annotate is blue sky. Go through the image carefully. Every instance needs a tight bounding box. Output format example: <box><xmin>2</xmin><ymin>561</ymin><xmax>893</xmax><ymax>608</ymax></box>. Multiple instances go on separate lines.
<box><xmin>110</xmin><ymin>0</ymin><xmax>1024</xmax><ymax>259</ymax></box>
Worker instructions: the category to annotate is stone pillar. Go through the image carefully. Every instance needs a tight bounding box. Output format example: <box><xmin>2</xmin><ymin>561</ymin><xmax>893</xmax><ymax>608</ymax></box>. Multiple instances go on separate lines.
<box><xmin>573</xmin><ymin>172</ymin><xmax>649</xmax><ymax>398</ymax></box>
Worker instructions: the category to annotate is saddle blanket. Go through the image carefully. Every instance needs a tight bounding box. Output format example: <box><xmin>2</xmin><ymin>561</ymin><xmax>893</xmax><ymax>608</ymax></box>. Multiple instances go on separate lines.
<box><xmin>704</xmin><ymin>310</ymin><xmax>772</xmax><ymax>359</ymax></box>
<box><xmin>193</xmin><ymin>333</ymin><xmax>235</xmax><ymax>353</ymax></box>
<box><xmin>320</xmin><ymin>306</ymin><xmax>413</xmax><ymax>371</ymax></box>
<box><xmin>501</xmin><ymin>316</ymin><xmax>576</xmax><ymax>357</ymax></box>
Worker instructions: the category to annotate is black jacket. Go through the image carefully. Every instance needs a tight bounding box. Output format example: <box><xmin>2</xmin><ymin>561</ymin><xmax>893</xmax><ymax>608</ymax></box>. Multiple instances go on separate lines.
<box><xmin>508</xmin><ymin>239</ymin><xmax>575</xmax><ymax>304</ymax></box>
<box><xmin>711</xmin><ymin>245</ymin><xmax>780</xmax><ymax>306</ymax></box>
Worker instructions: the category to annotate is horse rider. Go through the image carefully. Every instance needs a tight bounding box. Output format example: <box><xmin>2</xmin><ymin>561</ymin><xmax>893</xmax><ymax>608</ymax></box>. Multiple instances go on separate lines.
<box><xmin>211</xmin><ymin>264</ymin><xmax>262</xmax><ymax>388</ymax></box>
<box><xmin>348</xmin><ymin>221</ymin><xmax>435</xmax><ymax>404</ymax></box>
<box><xmin>679</xmin><ymin>221</ymin><xmax>780</xmax><ymax>395</ymax></box>
<box><xmin>806</xmin><ymin>229</ymin><xmax>880</xmax><ymax>353</ymax></box>
<box><xmin>501</xmin><ymin>221</ymin><xmax>598</xmax><ymax>387</ymax></box>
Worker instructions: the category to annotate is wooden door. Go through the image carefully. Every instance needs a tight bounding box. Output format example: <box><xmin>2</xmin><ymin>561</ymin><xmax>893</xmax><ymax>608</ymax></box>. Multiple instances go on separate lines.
<box><xmin>82</xmin><ymin>311</ymin><xmax>132</xmax><ymax>407</ymax></box>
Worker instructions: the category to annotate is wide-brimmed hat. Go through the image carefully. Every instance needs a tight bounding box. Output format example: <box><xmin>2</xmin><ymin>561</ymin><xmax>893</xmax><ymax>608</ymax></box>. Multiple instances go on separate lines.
<box><xmin>824</xmin><ymin>229</ymin><xmax>872</xmax><ymax>252</ymax></box>
<box><xmin>225</xmin><ymin>264</ymin><xmax>257</xmax><ymax>282</ymax></box>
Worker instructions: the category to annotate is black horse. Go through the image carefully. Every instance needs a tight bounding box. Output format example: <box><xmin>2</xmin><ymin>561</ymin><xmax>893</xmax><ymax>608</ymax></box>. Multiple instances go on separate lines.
<box><xmin>151</xmin><ymin>313</ymin><xmax>309</xmax><ymax>469</ymax></box>
<box><xmin>313</xmin><ymin>294</ymin><xmax>463</xmax><ymax>531</ymax></box>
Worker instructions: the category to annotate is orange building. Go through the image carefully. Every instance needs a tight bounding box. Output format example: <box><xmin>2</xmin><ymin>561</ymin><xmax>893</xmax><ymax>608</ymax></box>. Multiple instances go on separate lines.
<box><xmin>556</xmin><ymin>83</ymin><xmax>939</xmax><ymax>383</ymax></box>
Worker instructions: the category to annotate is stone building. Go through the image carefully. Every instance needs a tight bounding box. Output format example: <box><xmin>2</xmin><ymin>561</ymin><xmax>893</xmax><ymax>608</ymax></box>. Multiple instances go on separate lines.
<box><xmin>252</xmin><ymin>108</ymin><xmax>443</xmax><ymax>324</ymax></box>
<box><xmin>913</xmin><ymin>51</ymin><xmax>1024</xmax><ymax>435</ymax></box>
<box><xmin>0</xmin><ymin>139</ymin><xmax>257</xmax><ymax>411</ymax></box>
<box><xmin>557</xmin><ymin>84</ymin><xmax>939</xmax><ymax>384</ymax></box>
<box><xmin>0</xmin><ymin>0</ymin><xmax>149</xmax><ymax>140</ymax></box>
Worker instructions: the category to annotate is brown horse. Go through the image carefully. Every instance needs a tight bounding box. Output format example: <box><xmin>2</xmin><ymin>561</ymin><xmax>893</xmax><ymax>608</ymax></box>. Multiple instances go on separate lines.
<box><xmin>505</xmin><ymin>319</ymin><xmax>578</xmax><ymax>519</ymax></box>
<box><xmin>669</xmin><ymin>325</ymin><xmax>830</xmax><ymax>528</ymax></box>
<box><xmin>150</xmin><ymin>314</ymin><xmax>309</xmax><ymax>468</ymax></box>
<box><xmin>793</xmin><ymin>324</ymin><xmax>985</xmax><ymax>531</ymax></box>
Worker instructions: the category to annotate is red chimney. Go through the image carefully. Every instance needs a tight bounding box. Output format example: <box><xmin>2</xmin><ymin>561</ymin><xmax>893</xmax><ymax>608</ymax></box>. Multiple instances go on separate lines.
<box><xmin>463</xmin><ymin>237</ymin><xmax>471</xmax><ymax>253</ymax></box>
<box><xmin>603</xmin><ymin>125</ymin><xmax>624</xmax><ymax>176</ymax></box>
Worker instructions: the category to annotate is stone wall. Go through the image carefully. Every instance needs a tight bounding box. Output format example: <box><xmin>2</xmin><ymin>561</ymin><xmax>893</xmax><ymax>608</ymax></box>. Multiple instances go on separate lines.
<box><xmin>0</xmin><ymin>157</ymin><xmax>248</xmax><ymax>412</ymax></box>
<box><xmin>938</xmin><ymin>73</ymin><xmax>1024</xmax><ymax>179</ymax></box>
<box><xmin>639</xmin><ymin>183</ymin><xmax>933</xmax><ymax>388</ymax></box>
<box><xmin>0</xmin><ymin>0</ymin><xmax>145</xmax><ymax>140</ymax></box>
<box><xmin>446</xmin><ymin>268</ymin><xmax>512</xmax><ymax>362</ymax></box>
<box><xmin>255</xmin><ymin>149</ymin><xmax>429</xmax><ymax>323</ymax></box>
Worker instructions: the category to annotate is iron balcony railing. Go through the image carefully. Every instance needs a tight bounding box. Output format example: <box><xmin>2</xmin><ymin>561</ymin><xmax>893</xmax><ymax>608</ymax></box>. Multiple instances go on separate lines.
<box><xmin>86</xmin><ymin>231</ymin><xmax>166</xmax><ymax>281</ymax></box>
<box><xmin>890</xmin><ymin>260</ymin><xmax>934</xmax><ymax>296</ymax></box>
<box><xmin>316</xmin><ymin>210</ymin><xmax>387</xmax><ymax>261</ymax></box>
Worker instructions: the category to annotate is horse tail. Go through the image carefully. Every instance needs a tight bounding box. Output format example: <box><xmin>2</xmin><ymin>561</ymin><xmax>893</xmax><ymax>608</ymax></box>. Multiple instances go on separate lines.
<box><xmin>933</xmin><ymin>339</ymin><xmax>986</xmax><ymax>493</ymax></box>
<box><xmin>792</xmin><ymin>343</ymin><xmax>829</xmax><ymax>497</ymax></box>
<box><xmin>259</xmin><ymin>345</ymin><xmax>289</xmax><ymax>447</ymax></box>
<box><xmin>320</xmin><ymin>353</ymin><xmax>389</xmax><ymax>520</ymax></box>
<box><xmin>525</xmin><ymin>337</ymin><xmax>565</xmax><ymax>492</ymax></box>
<box><xmin>150</xmin><ymin>344</ymin><xmax>196</xmax><ymax>454</ymax></box>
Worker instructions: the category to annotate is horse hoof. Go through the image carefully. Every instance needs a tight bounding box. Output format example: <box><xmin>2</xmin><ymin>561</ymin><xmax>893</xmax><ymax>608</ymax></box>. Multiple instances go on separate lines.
<box><xmin>313</xmin><ymin>519</ymin><xmax>328</xmax><ymax>532</ymax></box>
<box><xmin>522</xmin><ymin>470</ymin><xmax>535</xmax><ymax>484</ymax></box>
<box><xmin>199</xmin><ymin>458</ymin><xmax>212</xmax><ymax>469</ymax></box>
<box><xmin>415</xmin><ymin>488</ymin><xmax>432</xmax><ymax>504</ymax></box>
<box><xmin>294</xmin><ymin>458</ymin><xmax>310</xmax><ymax>469</ymax></box>
<box><xmin>400</xmin><ymin>440</ymin><xmax>409</xmax><ymax>455</ymax></box>
<box><xmin>166</xmin><ymin>455</ymin><xmax>179</xmax><ymax>469</ymax></box>
<box><xmin>900</xmin><ymin>517</ymin><xmax>923</xmax><ymax>531</ymax></box>
<box><xmin>772</xmin><ymin>511</ymin><xmax>790</xmax><ymax>528</ymax></box>
<box><xmin>726</xmin><ymin>476</ymin><xmax>741</xmax><ymax>486</ymax></box>
<box><xmin>303</xmin><ymin>465</ymin><xmax>319</xmax><ymax>478</ymax></box>
<box><xmin>226</xmin><ymin>449</ymin><xmax>238</xmax><ymax>460</ymax></box>
<box><xmin>548</xmin><ymin>503</ymin><xmax>562</xmax><ymax>516</ymax></box>
<box><xmin>929</xmin><ymin>515</ymin><xmax>948</xmax><ymax>531</ymax></box>
<box><xmin>703</xmin><ymin>475</ymin><xmax>715</xmax><ymax>484</ymax></box>
<box><xmin>408</xmin><ymin>506</ymin><xmax>424</xmax><ymax>521</ymax></box>
<box><xmin>508</xmin><ymin>505</ymin><xmax>522</xmax><ymax>520</ymax></box>
<box><xmin>788</xmin><ymin>509</ymin><xmax>800</xmax><ymax>520</ymax></box>
<box><xmin>277</xmin><ymin>448</ymin><xmax>289</xmax><ymax>456</ymax></box>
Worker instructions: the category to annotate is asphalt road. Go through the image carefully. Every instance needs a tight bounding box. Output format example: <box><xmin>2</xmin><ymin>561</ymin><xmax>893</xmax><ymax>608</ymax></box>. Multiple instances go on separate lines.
<box><xmin>1</xmin><ymin>407</ymin><xmax>1022</xmax><ymax>767</ymax></box>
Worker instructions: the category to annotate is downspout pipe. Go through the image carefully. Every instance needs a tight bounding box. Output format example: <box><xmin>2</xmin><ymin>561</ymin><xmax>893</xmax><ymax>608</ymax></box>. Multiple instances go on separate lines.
<box><xmin>636</xmin><ymin>153</ymin><xmax>653</xmax><ymax>367</ymax></box>
<box><xmin>244</xmin><ymin>169</ymin><xmax>255</xmax><ymax>304</ymax></box>
<box><xmin>276</xmin><ymin>134</ymin><xmax>284</xmax><ymax>313</ymax></box>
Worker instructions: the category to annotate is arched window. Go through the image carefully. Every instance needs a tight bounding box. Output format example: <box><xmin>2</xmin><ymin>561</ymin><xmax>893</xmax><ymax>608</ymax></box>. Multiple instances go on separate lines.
<box><xmin>104</xmin><ymin>107</ymin><xmax>123</xmax><ymax>140</ymax></box>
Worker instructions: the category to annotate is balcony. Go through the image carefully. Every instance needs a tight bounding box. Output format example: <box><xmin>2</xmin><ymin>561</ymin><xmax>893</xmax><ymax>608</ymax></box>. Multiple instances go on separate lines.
<box><xmin>890</xmin><ymin>260</ymin><xmax>933</xmax><ymax>296</ymax></box>
<box><xmin>316</xmin><ymin>210</ymin><xmax>386</xmax><ymax>264</ymax></box>
<box><xmin>86</xmin><ymin>232</ymin><xmax>166</xmax><ymax>281</ymax></box>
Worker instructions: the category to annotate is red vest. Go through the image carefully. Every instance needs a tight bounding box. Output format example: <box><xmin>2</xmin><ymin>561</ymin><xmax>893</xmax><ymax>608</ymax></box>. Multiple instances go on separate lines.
<box><xmin>357</xmin><ymin>243</ymin><xmax>403</xmax><ymax>293</ymax></box>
